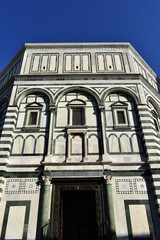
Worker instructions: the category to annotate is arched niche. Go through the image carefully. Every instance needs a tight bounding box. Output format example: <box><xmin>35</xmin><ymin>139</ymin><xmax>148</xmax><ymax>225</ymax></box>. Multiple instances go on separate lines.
<box><xmin>120</xmin><ymin>134</ymin><xmax>131</xmax><ymax>152</ymax></box>
<box><xmin>35</xmin><ymin>135</ymin><xmax>46</xmax><ymax>154</ymax></box>
<box><xmin>108</xmin><ymin>134</ymin><xmax>120</xmax><ymax>153</ymax></box>
<box><xmin>12</xmin><ymin>135</ymin><xmax>24</xmax><ymax>155</ymax></box>
<box><xmin>23</xmin><ymin>135</ymin><xmax>35</xmax><ymax>154</ymax></box>
<box><xmin>55</xmin><ymin>135</ymin><xmax>66</xmax><ymax>155</ymax></box>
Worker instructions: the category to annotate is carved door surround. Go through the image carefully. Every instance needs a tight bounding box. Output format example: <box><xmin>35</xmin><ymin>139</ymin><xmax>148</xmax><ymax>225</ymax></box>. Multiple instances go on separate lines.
<box><xmin>49</xmin><ymin>180</ymin><xmax>108</xmax><ymax>240</ymax></box>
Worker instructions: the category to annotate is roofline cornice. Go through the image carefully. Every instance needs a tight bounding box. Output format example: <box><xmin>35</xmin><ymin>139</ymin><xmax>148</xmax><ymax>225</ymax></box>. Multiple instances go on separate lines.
<box><xmin>24</xmin><ymin>42</ymin><xmax>157</xmax><ymax>77</ymax></box>
<box><xmin>0</xmin><ymin>42</ymin><xmax>158</xmax><ymax>79</ymax></box>
<box><xmin>24</xmin><ymin>42</ymin><xmax>131</xmax><ymax>49</ymax></box>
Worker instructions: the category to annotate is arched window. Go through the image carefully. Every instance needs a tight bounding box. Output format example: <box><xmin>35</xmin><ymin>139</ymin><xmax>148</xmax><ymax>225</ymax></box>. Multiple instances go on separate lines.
<box><xmin>151</xmin><ymin>110</ymin><xmax>159</xmax><ymax>132</ymax></box>
<box><xmin>67</xmin><ymin>99</ymin><xmax>86</xmax><ymax>126</ymax></box>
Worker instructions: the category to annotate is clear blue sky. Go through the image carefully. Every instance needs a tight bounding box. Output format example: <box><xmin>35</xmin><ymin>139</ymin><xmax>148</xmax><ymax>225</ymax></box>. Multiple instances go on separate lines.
<box><xmin>0</xmin><ymin>0</ymin><xmax>160</xmax><ymax>76</ymax></box>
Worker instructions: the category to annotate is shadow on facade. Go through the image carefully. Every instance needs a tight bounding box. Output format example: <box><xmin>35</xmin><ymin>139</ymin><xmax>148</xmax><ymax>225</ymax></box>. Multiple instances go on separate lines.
<box><xmin>156</xmin><ymin>76</ymin><xmax>160</xmax><ymax>92</ymax></box>
<box><xmin>139</xmin><ymin>163</ymin><xmax>159</xmax><ymax>240</ymax></box>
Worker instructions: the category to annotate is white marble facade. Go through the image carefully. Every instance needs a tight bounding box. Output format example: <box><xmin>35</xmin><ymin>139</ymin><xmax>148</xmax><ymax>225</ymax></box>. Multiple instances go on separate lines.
<box><xmin>0</xmin><ymin>43</ymin><xmax>160</xmax><ymax>239</ymax></box>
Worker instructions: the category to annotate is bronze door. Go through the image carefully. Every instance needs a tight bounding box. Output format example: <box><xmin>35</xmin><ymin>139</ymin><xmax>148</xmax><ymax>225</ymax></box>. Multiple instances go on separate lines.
<box><xmin>50</xmin><ymin>182</ymin><xmax>107</xmax><ymax>240</ymax></box>
<box><xmin>61</xmin><ymin>191</ymin><xmax>98</xmax><ymax>240</ymax></box>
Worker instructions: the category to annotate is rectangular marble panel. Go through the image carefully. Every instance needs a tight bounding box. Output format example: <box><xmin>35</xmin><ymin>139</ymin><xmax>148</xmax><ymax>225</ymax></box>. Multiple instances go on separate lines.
<box><xmin>105</xmin><ymin>112</ymin><xmax>113</xmax><ymax>126</ymax></box>
<box><xmin>86</xmin><ymin>108</ymin><xmax>97</xmax><ymax>126</ymax></box>
<box><xmin>32</xmin><ymin>55</ymin><xmax>40</xmax><ymax>72</ymax></box>
<box><xmin>82</xmin><ymin>55</ymin><xmax>89</xmax><ymax>71</ymax></box>
<box><xmin>106</xmin><ymin>55</ymin><xmax>113</xmax><ymax>70</ymax></box>
<box><xmin>114</xmin><ymin>54</ymin><xmax>122</xmax><ymax>71</ymax></box>
<box><xmin>97</xmin><ymin>55</ymin><xmax>105</xmax><ymax>71</ymax></box>
<box><xmin>142</xmin><ymin>69</ymin><xmax>147</xmax><ymax>78</ymax></box>
<box><xmin>24</xmin><ymin>54</ymin><xmax>31</xmax><ymax>73</ymax></box>
<box><xmin>5</xmin><ymin>206</ymin><xmax>26</xmax><ymax>239</ymax></box>
<box><xmin>41</xmin><ymin>55</ymin><xmax>48</xmax><ymax>71</ymax></box>
<box><xmin>16</xmin><ymin>112</ymin><xmax>25</xmax><ymax>128</ymax></box>
<box><xmin>74</xmin><ymin>55</ymin><xmax>80</xmax><ymax>71</ymax></box>
<box><xmin>49</xmin><ymin>55</ymin><xmax>57</xmax><ymax>71</ymax></box>
<box><xmin>55</xmin><ymin>136</ymin><xmax>66</xmax><ymax>154</ymax></box>
<box><xmin>56</xmin><ymin>108</ymin><xmax>67</xmax><ymax>126</ymax></box>
<box><xmin>129</xmin><ymin>205</ymin><xmax>150</xmax><ymax>238</ymax></box>
<box><xmin>72</xmin><ymin>135</ymin><xmax>82</xmax><ymax>154</ymax></box>
<box><xmin>134</xmin><ymin>60</ymin><xmax>139</xmax><ymax>73</ymax></box>
<box><xmin>65</xmin><ymin>55</ymin><xmax>72</xmax><ymax>71</ymax></box>
<box><xmin>138</xmin><ymin>65</ymin><xmax>143</xmax><ymax>75</ymax></box>
<box><xmin>88</xmin><ymin>135</ymin><xmax>98</xmax><ymax>153</ymax></box>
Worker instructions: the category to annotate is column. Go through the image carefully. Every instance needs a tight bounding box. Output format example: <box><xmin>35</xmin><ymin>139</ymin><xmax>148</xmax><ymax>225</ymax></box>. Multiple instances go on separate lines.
<box><xmin>104</xmin><ymin>175</ymin><xmax>116</xmax><ymax>240</ymax></box>
<box><xmin>99</xmin><ymin>105</ymin><xmax>109</xmax><ymax>161</ymax></box>
<box><xmin>83</xmin><ymin>132</ymin><xmax>88</xmax><ymax>161</ymax></box>
<box><xmin>41</xmin><ymin>176</ymin><xmax>52</xmax><ymax>239</ymax></box>
<box><xmin>66</xmin><ymin>133</ymin><xmax>71</xmax><ymax>161</ymax></box>
<box><xmin>47</xmin><ymin>105</ymin><xmax>56</xmax><ymax>157</ymax></box>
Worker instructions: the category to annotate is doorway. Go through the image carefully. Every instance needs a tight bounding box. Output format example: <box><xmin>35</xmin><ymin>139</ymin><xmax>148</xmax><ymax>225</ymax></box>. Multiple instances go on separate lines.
<box><xmin>50</xmin><ymin>182</ymin><xmax>106</xmax><ymax>240</ymax></box>
<box><xmin>61</xmin><ymin>191</ymin><xmax>98</xmax><ymax>240</ymax></box>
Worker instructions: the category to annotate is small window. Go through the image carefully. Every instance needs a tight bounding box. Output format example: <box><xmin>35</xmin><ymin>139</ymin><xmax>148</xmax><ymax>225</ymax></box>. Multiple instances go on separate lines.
<box><xmin>114</xmin><ymin>108</ymin><xmax>128</xmax><ymax>126</ymax></box>
<box><xmin>117</xmin><ymin>110</ymin><xmax>126</xmax><ymax>124</ymax></box>
<box><xmin>72</xmin><ymin>108</ymin><xmax>84</xmax><ymax>125</ymax></box>
<box><xmin>28</xmin><ymin>111</ymin><xmax>38</xmax><ymax>125</ymax></box>
<box><xmin>25</xmin><ymin>110</ymin><xmax>40</xmax><ymax>127</ymax></box>
<box><xmin>67</xmin><ymin>99</ymin><xmax>86</xmax><ymax>127</ymax></box>
<box><xmin>23</xmin><ymin>102</ymin><xmax>43</xmax><ymax>129</ymax></box>
<box><xmin>111</xmin><ymin>101</ymin><xmax>130</xmax><ymax>128</ymax></box>
<box><xmin>112</xmin><ymin>106</ymin><xmax>130</xmax><ymax>129</ymax></box>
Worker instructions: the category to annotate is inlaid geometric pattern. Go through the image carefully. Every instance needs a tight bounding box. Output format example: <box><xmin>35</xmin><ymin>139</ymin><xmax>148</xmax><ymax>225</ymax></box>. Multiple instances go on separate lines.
<box><xmin>115</xmin><ymin>179</ymin><xmax>134</xmax><ymax>194</ymax></box>
<box><xmin>116</xmin><ymin>178</ymin><xmax>148</xmax><ymax>194</ymax></box>
<box><xmin>133</xmin><ymin>179</ymin><xmax>147</xmax><ymax>194</ymax></box>
<box><xmin>5</xmin><ymin>178</ymin><xmax>39</xmax><ymax>194</ymax></box>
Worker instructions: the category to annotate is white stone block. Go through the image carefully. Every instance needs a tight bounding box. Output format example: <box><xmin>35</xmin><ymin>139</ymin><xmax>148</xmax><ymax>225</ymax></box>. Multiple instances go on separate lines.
<box><xmin>5</xmin><ymin>206</ymin><xmax>26</xmax><ymax>239</ymax></box>
<box><xmin>129</xmin><ymin>205</ymin><xmax>150</xmax><ymax>238</ymax></box>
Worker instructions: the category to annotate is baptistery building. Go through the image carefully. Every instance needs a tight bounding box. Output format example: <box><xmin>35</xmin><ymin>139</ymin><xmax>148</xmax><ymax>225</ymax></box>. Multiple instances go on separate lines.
<box><xmin>0</xmin><ymin>43</ymin><xmax>160</xmax><ymax>239</ymax></box>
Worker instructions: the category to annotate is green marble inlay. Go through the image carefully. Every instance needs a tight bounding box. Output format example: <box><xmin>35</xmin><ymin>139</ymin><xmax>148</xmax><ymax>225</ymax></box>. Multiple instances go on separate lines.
<box><xmin>124</xmin><ymin>200</ymin><xmax>155</xmax><ymax>240</ymax></box>
<box><xmin>1</xmin><ymin>200</ymin><xmax>31</xmax><ymax>240</ymax></box>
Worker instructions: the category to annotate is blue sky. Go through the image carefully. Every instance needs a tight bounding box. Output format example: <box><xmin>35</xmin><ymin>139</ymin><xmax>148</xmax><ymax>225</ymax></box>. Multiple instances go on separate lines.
<box><xmin>0</xmin><ymin>0</ymin><xmax>160</xmax><ymax>76</ymax></box>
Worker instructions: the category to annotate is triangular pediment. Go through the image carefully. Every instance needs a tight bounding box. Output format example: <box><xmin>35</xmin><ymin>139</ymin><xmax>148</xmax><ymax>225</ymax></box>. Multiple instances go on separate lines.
<box><xmin>26</xmin><ymin>102</ymin><xmax>43</xmax><ymax>108</ymax></box>
<box><xmin>110</xmin><ymin>101</ymin><xmax>128</xmax><ymax>107</ymax></box>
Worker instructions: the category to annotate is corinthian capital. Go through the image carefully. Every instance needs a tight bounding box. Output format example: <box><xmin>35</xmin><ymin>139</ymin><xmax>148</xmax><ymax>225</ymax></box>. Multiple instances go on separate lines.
<box><xmin>42</xmin><ymin>175</ymin><xmax>52</xmax><ymax>185</ymax></box>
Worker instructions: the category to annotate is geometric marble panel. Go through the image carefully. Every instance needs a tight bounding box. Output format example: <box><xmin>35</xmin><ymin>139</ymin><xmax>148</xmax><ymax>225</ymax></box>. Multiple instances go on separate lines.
<box><xmin>5</xmin><ymin>178</ymin><xmax>39</xmax><ymax>194</ymax></box>
<box><xmin>115</xmin><ymin>179</ymin><xmax>134</xmax><ymax>194</ymax></box>
<box><xmin>133</xmin><ymin>179</ymin><xmax>147</xmax><ymax>194</ymax></box>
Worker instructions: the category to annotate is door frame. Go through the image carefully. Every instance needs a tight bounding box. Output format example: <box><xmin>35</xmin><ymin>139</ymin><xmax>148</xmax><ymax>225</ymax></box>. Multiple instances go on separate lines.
<box><xmin>49</xmin><ymin>179</ymin><xmax>108</xmax><ymax>240</ymax></box>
